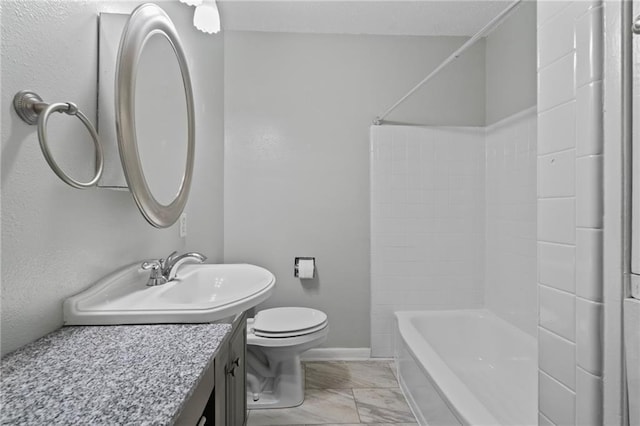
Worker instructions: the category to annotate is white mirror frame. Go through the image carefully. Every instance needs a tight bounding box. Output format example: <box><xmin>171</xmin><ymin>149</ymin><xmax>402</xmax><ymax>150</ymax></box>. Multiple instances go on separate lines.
<box><xmin>115</xmin><ymin>3</ymin><xmax>195</xmax><ymax>228</ymax></box>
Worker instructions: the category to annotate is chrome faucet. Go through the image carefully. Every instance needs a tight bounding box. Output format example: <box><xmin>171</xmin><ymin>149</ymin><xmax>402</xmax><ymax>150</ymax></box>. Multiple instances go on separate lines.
<box><xmin>163</xmin><ymin>251</ymin><xmax>207</xmax><ymax>281</ymax></box>
<box><xmin>141</xmin><ymin>251</ymin><xmax>207</xmax><ymax>286</ymax></box>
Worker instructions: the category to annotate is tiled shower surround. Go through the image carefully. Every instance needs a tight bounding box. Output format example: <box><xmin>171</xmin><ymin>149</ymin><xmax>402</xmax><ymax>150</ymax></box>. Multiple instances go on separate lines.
<box><xmin>371</xmin><ymin>3</ymin><xmax>605</xmax><ymax>422</ymax></box>
<box><xmin>486</xmin><ymin>109</ymin><xmax>538</xmax><ymax>337</ymax></box>
<box><xmin>370</xmin><ymin>109</ymin><xmax>537</xmax><ymax>357</ymax></box>
<box><xmin>370</xmin><ymin>125</ymin><xmax>485</xmax><ymax>357</ymax></box>
<box><xmin>537</xmin><ymin>1</ymin><xmax>604</xmax><ymax>425</ymax></box>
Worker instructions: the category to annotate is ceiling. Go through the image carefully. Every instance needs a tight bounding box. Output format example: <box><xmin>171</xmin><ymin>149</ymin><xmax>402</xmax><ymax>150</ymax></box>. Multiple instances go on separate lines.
<box><xmin>217</xmin><ymin>1</ymin><xmax>516</xmax><ymax>37</ymax></box>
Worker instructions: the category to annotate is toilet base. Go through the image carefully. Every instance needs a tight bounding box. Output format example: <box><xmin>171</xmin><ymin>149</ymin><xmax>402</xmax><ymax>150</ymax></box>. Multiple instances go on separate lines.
<box><xmin>247</xmin><ymin>353</ymin><xmax>305</xmax><ymax>409</ymax></box>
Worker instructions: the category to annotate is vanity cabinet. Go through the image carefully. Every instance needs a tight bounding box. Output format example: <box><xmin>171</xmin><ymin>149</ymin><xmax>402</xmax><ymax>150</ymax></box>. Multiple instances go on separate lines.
<box><xmin>227</xmin><ymin>315</ymin><xmax>247</xmax><ymax>425</ymax></box>
<box><xmin>176</xmin><ymin>313</ymin><xmax>247</xmax><ymax>426</ymax></box>
<box><xmin>215</xmin><ymin>313</ymin><xmax>247</xmax><ymax>425</ymax></box>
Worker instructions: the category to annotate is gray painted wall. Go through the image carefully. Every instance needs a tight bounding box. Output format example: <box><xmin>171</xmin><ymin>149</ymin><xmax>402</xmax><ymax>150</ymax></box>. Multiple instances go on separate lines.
<box><xmin>1</xmin><ymin>1</ymin><xmax>225</xmax><ymax>355</ymax></box>
<box><xmin>1</xmin><ymin>1</ymin><xmax>536</xmax><ymax>355</ymax></box>
<box><xmin>485</xmin><ymin>1</ymin><xmax>537</xmax><ymax>125</ymax></box>
<box><xmin>223</xmin><ymin>31</ymin><xmax>486</xmax><ymax>348</ymax></box>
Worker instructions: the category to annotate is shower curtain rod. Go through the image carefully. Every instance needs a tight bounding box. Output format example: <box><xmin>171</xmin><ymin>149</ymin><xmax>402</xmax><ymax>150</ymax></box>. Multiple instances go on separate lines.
<box><xmin>373</xmin><ymin>0</ymin><xmax>523</xmax><ymax>125</ymax></box>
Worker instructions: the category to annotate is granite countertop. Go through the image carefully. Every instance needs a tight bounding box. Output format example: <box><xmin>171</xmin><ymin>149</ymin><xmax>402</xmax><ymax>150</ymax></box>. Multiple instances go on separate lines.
<box><xmin>1</xmin><ymin>323</ymin><xmax>232</xmax><ymax>425</ymax></box>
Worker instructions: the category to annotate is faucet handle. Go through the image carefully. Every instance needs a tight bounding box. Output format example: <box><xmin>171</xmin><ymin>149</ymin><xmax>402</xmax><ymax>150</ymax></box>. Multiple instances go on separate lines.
<box><xmin>142</xmin><ymin>260</ymin><xmax>168</xmax><ymax>286</ymax></box>
<box><xmin>142</xmin><ymin>260</ymin><xmax>161</xmax><ymax>271</ymax></box>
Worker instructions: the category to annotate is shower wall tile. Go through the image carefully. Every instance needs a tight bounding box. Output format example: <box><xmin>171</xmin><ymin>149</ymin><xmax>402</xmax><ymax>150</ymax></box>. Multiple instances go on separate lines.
<box><xmin>576</xmin><ymin>155</ymin><xmax>603</xmax><ymax>228</ymax></box>
<box><xmin>537</xmin><ymin>1</ymin><xmax>603</xmax><ymax>424</ymax></box>
<box><xmin>576</xmin><ymin>367</ymin><xmax>604</xmax><ymax>425</ymax></box>
<box><xmin>576</xmin><ymin>229</ymin><xmax>603</xmax><ymax>301</ymax></box>
<box><xmin>539</xmin><ymin>327</ymin><xmax>577</xmax><ymax>390</ymax></box>
<box><xmin>538</xmin><ymin>53</ymin><xmax>576</xmax><ymax>112</ymax></box>
<box><xmin>539</xmin><ymin>371</ymin><xmax>577</xmax><ymax>426</ymax></box>
<box><xmin>576</xmin><ymin>81</ymin><xmax>603</xmax><ymax>156</ymax></box>
<box><xmin>370</xmin><ymin>125</ymin><xmax>485</xmax><ymax>357</ymax></box>
<box><xmin>485</xmin><ymin>109</ymin><xmax>538</xmax><ymax>335</ymax></box>
<box><xmin>538</xmin><ymin>101</ymin><xmax>576</xmax><ymax>155</ymax></box>
<box><xmin>539</xmin><ymin>285</ymin><xmax>576</xmax><ymax>341</ymax></box>
<box><xmin>537</xmin><ymin>1</ymin><xmax>571</xmax><ymax>27</ymax></box>
<box><xmin>575</xmin><ymin>6</ymin><xmax>603</xmax><ymax>87</ymax></box>
<box><xmin>538</xmin><ymin>198</ymin><xmax>576</xmax><ymax>244</ymax></box>
<box><xmin>538</xmin><ymin>150</ymin><xmax>575</xmax><ymax>198</ymax></box>
<box><xmin>576</xmin><ymin>298</ymin><xmax>603</xmax><ymax>376</ymax></box>
<box><xmin>538</xmin><ymin>3</ymin><xmax>577</xmax><ymax>69</ymax></box>
<box><xmin>538</xmin><ymin>242</ymin><xmax>575</xmax><ymax>293</ymax></box>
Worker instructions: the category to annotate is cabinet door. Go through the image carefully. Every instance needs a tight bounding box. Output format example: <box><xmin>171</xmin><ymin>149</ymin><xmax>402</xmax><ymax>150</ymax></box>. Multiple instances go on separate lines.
<box><xmin>634</xmin><ymin>0</ymin><xmax>640</xmax><ymax>277</ymax></box>
<box><xmin>226</xmin><ymin>318</ymin><xmax>247</xmax><ymax>425</ymax></box>
<box><xmin>213</xmin><ymin>343</ymin><xmax>228</xmax><ymax>425</ymax></box>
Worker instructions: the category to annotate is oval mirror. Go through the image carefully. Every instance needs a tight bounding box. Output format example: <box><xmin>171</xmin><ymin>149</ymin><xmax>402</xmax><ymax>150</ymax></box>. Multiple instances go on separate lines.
<box><xmin>115</xmin><ymin>3</ymin><xmax>195</xmax><ymax>228</ymax></box>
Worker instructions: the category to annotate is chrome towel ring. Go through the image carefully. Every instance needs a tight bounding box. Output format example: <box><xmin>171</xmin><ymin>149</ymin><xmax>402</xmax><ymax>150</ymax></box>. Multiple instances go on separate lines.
<box><xmin>13</xmin><ymin>90</ymin><xmax>104</xmax><ymax>189</ymax></box>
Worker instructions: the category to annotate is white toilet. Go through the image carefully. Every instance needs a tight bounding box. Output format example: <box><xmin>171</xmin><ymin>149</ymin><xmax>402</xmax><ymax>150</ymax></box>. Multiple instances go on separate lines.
<box><xmin>246</xmin><ymin>307</ymin><xmax>328</xmax><ymax>409</ymax></box>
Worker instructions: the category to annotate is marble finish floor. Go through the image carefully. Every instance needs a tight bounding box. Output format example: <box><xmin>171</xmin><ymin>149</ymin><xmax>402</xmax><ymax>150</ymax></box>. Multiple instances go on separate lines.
<box><xmin>247</xmin><ymin>361</ymin><xmax>418</xmax><ymax>426</ymax></box>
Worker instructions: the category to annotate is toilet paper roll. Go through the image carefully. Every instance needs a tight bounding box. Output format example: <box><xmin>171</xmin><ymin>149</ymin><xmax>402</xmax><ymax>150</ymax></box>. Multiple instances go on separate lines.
<box><xmin>297</xmin><ymin>258</ymin><xmax>315</xmax><ymax>279</ymax></box>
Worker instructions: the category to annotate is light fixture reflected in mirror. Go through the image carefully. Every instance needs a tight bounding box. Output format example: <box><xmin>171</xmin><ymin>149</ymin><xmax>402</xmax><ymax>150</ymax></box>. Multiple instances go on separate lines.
<box><xmin>179</xmin><ymin>0</ymin><xmax>221</xmax><ymax>34</ymax></box>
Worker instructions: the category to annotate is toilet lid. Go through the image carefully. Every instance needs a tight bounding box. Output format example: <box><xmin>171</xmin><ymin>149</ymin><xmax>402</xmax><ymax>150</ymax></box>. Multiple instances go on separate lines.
<box><xmin>252</xmin><ymin>307</ymin><xmax>328</xmax><ymax>334</ymax></box>
<box><xmin>253</xmin><ymin>321</ymin><xmax>328</xmax><ymax>338</ymax></box>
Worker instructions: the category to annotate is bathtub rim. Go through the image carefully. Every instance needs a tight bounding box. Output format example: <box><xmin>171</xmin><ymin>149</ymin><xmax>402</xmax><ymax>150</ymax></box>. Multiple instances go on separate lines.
<box><xmin>395</xmin><ymin>309</ymin><xmax>503</xmax><ymax>426</ymax></box>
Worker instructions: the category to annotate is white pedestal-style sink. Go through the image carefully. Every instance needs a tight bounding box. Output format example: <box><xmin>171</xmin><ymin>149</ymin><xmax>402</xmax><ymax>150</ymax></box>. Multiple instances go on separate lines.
<box><xmin>63</xmin><ymin>262</ymin><xmax>276</xmax><ymax>325</ymax></box>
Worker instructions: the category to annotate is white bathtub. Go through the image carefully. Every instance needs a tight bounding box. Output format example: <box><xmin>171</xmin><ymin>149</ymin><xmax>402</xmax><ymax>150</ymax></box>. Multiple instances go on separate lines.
<box><xmin>395</xmin><ymin>310</ymin><xmax>537</xmax><ymax>426</ymax></box>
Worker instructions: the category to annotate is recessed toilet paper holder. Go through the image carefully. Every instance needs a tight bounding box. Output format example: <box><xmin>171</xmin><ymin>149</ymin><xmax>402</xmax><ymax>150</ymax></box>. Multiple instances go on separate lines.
<box><xmin>294</xmin><ymin>257</ymin><xmax>315</xmax><ymax>278</ymax></box>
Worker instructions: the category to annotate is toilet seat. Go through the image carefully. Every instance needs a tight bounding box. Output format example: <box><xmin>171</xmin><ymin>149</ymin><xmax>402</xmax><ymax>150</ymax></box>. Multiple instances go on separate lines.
<box><xmin>253</xmin><ymin>321</ymin><xmax>328</xmax><ymax>338</ymax></box>
<box><xmin>252</xmin><ymin>307</ymin><xmax>327</xmax><ymax>334</ymax></box>
<box><xmin>247</xmin><ymin>322</ymin><xmax>329</xmax><ymax>348</ymax></box>
<box><xmin>247</xmin><ymin>307</ymin><xmax>329</xmax><ymax>348</ymax></box>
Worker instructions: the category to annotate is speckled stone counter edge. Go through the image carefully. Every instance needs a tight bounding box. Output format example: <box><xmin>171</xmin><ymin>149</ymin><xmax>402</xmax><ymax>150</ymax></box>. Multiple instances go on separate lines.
<box><xmin>1</xmin><ymin>323</ymin><xmax>232</xmax><ymax>425</ymax></box>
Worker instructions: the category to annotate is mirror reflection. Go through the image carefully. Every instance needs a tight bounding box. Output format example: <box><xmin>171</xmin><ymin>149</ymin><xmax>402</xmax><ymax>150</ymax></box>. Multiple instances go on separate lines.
<box><xmin>134</xmin><ymin>33</ymin><xmax>189</xmax><ymax>206</ymax></box>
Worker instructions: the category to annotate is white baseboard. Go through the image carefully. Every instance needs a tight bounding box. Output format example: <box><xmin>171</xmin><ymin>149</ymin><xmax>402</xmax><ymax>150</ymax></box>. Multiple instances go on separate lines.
<box><xmin>301</xmin><ymin>347</ymin><xmax>372</xmax><ymax>361</ymax></box>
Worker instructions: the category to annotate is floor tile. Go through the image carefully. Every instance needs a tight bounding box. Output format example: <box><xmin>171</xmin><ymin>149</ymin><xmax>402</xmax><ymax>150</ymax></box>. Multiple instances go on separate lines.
<box><xmin>352</xmin><ymin>388</ymin><xmax>416</xmax><ymax>423</ymax></box>
<box><xmin>305</xmin><ymin>361</ymin><xmax>398</xmax><ymax>389</ymax></box>
<box><xmin>365</xmin><ymin>424</ymin><xmax>418</xmax><ymax>426</ymax></box>
<box><xmin>246</xmin><ymin>388</ymin><xmax>360</xmax><ymax>425</ymax></box>
<box><xmin>367</xmin><ymin>424</ymin><xmax>418</xmax><ymax>426</ymax></box>
<box><xmin>388</xmin><ymin>360</ymin><xmax>398</xmax><ymax>378</ymax></box>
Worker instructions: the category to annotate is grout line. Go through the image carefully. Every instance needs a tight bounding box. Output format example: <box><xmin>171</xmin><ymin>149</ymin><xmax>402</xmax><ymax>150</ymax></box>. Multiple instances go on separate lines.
<box><xmin>537</xmin><ymin>239</ymin><xmax>576</xmax><ymax>246</ymax></box>
<box><xmin>540</xmin><ymin>370</ymin><xmax>577</xmax><ymax>395</ymax></box>
<box><xmin>576</xmin><ymin>365</ymin><xmax>603</xmax><ymax>380</ymax></box>
<box><xmin>538</xmin><ymin>241</ymin><xmax>575</xmax><ymax>249</ymax></box>
<box><xmin>575</xmin><ymin>296</ymin><xmax>604</xmax><ymax>305</ymax></box>
<box><xmin>350</xmin><ymin>388</ymin><xmax>362</xmax><ymax>424</ymax></box>
<box><xmin>575</xmin><ymin>77</ymin><xmax>604</xmax><ymax>92</ymax></box>
<box><xmin>537</xmin><ymin>50</ymin><xmax>575</xmax><ymax>75</ymax></box>
<box><xmin>537</xmin><ymin>195</ymin><xmax>577</xmax><ymax>200</ymax></box>
<box><xmin>538</xmin><ymin>195</ymin><xmax>576</xmax><ymax>201</ymax></box>
<box><xmin>576</xmin><ymin>226</ymin><xmax>603</xmax><ymax>231</ymax></box>
<box><xmin>575</xmin><ymin>153</ymin><xmax>604</xmax><ymax>160</ymax></box>
<box><xmin>538</xmin><ymin>147</ymin><xmax>576</xmax><ymax>158</ymax></box>
<box><xmin>539</xmin><ymin>281</ymin><xmax>575</xmax><ymax>297</ymax></box>
<box><xmin>539</xmin><ymin>325</ymin><xmax>576</xmax><ymax>346</ymax></box>
<box><xmin>576</xmin><ymin>152</ymin><xmax>604</xmax><ymax>161</ymax></box>
<box><xmin>539</xmin><ymin>411</ymin><xmax>557</xmax><ymax>426</ymax></box>
<box><xmin>537</xmin><ymin>1</ymin><xmax>573</xmax><ymax>30</ymax></box>
<box><xmin>537</xmin><ymin>98</ymin><xmax>575</xmax><ymax>118</ymax></box>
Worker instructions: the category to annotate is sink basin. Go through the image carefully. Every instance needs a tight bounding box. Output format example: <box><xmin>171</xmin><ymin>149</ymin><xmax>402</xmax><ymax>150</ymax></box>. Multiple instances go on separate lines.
<box><xmin>63</xmin><ymin>262</ymin><xmax>276</xmax><ymax>325</ymax></box>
